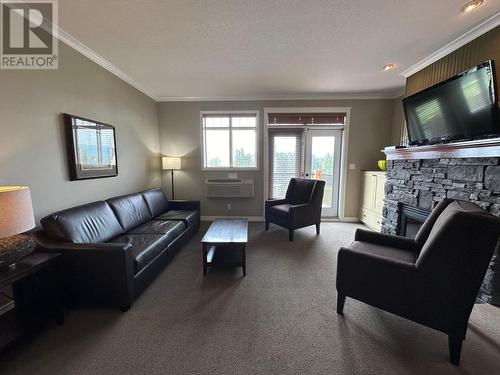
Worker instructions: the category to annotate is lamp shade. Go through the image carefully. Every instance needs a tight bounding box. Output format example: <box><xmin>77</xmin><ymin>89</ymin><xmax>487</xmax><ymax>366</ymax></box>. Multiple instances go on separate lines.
<box><xmin>162</xmin><ymin>156</ymin><xmax>182</xmax><ymax>170</ymax></box>
<box><xmin>0</xmin><ymin>186</ymin><xmax>35</xmax><ymax>239</ymax></box>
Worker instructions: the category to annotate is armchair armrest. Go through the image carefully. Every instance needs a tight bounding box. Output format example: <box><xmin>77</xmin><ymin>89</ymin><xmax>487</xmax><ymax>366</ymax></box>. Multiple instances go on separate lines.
<box><xmin>336</xmin><ymin>246</ymin><xmax>417</xmax><ymax>303</ymax></box>
<box><xmin>289</xmin><ymin>203</ymin><xmax>312</xmax><ymax>212</ymax></box>
<box><xmin>169</xmin><ymin>200</ymin><xmax>200</xmax><ymax>211</ymax></box>
<box><xmin>265</xmin><ymin>199</ymin><xmax>288</xmax><ymax>208</ymax></box>
<box><xmin>354</xmin><ymin>229</ymin><xmax>419</xmax><ymax>252</ymax></box>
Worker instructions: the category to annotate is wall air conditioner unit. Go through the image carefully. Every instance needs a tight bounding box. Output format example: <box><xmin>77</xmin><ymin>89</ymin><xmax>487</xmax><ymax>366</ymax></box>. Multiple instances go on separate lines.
<box><xmin>205</xmin><ymin>178</ymin><xmax>254</xmax><ymax>198</ymax></box>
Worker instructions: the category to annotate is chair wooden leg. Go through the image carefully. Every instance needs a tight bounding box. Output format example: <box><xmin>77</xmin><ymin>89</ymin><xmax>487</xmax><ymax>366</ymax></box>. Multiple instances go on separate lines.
<box><xmin>337</xmin><ymin>293</ymin><xmax>346</xmax><ymax>314</ymax></box>
<box><xmin>316</xmin><ymin>223</ymin><xmax>320</xmax><ymax>235</ymax></box>
<box><xmin>289</xmin><ymin>229</ymin><xmax>294</xmax><ymax>241</ymax></box>
<box><xmin>448</xmin><ymin>336</ymin><xmax>463</xmax><ymax>366</ymax></box>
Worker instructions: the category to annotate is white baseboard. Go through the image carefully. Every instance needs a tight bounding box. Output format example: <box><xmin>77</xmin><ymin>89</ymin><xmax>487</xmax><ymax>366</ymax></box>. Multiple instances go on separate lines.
<box><xmin>201</xmin><ymin>216</ymin><xmax>264</xmax><ymax>222</ymax></box>
<box><xmin>338</xmin><ymin>216</ymin><xmax>360</xmax><ymax>223</ymax></box>
<box><xmin>201</xmin><ymin>215</ymin><xmax>360</xmax><ymax>223</ymax></box>
<box><xmin>321</xmin><ymin>217</ymin><xmax>340</xmax><ymax>222</ymax></box>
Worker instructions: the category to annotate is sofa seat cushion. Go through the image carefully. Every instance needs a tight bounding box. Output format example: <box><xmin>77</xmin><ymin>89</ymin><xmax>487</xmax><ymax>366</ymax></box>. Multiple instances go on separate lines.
<box><xmin>142</xmin><ymin>189</ymin><xmax>169</xmax><ymax>217</ymax></box>
<box><xmin>349</xmin><ymin>241</ymin><xmax>417</xmax><ymax>265</ymax></box>
<box><xmin>109</xmin><ymin>231</ymin><xmax>179</xmax><ymax>274</ymax></box>
<box><xmin>128</xmin><ymin>220</ymin><xmax>185</xmax><ymax>236</ymax></box>
<box><xmin>268</xmin><ymin>204</ymin><xmax>292</xmax><ymax>219</ymax></box>
<box><xmin>153</xmin><ymin>210</ymin><xmax>199</xmax><ymax>229</ymax></box>
<box><xmin>40</xmin><ymin>201</ymin><xmax>123</xmax><ymax>243</ymax></box>
<box><xmin>107</xmin><ymin>193</ymin><xmax>152</xmax><ymax>232</ymax></box>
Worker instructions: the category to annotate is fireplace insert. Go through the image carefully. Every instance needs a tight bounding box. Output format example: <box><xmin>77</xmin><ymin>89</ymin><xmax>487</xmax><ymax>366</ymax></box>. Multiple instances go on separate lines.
<box><xmin>397</xmin><ymin>204</ymin><xmax>430</xmax><ymax>238</ymax></box>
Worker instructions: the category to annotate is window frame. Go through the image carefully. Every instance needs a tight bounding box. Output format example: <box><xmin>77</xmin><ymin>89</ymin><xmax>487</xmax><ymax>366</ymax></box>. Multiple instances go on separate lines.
<box><xmin>200</xmin><ymin>110</ymin><xmax>260</xmax><ymax>171</ymax></box>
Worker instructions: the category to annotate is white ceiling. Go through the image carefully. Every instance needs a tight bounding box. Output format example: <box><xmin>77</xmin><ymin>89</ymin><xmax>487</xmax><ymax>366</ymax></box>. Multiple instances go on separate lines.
<box><xmin>58</xmin><ymin>0</ymin><xmax>500</xmax><ymax>100</ymax></box>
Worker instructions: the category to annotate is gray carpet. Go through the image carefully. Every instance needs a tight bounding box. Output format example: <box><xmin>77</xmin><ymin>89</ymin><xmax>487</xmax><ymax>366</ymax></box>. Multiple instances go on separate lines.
<box><xmin>1</xmin><ymin>222</ymin><xmax>499</xmax><ymax>375</ymax></box>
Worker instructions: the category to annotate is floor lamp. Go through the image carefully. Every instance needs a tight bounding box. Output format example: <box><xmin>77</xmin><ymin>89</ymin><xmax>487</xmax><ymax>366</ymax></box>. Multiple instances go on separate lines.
<box><xmin>162</xmin><ymin>156</ymin><xmax>182</xmax><ymax>199</ymax></box>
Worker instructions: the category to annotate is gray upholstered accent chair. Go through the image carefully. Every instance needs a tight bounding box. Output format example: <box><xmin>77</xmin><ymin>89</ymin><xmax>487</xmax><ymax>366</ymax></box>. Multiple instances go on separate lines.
<box><xmin>265</xmin><ymin>178</ymin><xmax>325</xmax><ymax>241</ymax></box>
<box><xmin>336</xmin><ymin>199</ymin><xmax>500</xmax><ymax>365</ymax></box>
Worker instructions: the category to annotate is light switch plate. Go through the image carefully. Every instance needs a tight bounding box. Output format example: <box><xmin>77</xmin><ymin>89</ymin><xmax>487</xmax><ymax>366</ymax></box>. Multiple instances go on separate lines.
<box><xmin>349</xmin><ymin>163</ymin><xmax>356</xmax><ymax>170</ymax></box>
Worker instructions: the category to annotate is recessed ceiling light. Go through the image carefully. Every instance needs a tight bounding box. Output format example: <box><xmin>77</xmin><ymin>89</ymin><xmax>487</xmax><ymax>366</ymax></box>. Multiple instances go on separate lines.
<box><xmin>462</xmin><ymin>0</ymin><xmax>484</xmax><ymax>12</ymax></box>
<box><xmin>383</xmin><ymin>64</ymin><xmax>396</xmax><ymax>71</ymax></box>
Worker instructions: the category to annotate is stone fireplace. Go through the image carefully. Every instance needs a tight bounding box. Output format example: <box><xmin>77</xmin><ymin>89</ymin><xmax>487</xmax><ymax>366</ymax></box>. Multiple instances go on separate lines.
<box><xmin>382</xmin><ymin>156</ymin><xmax>500</xmax><ymax>305</ymax></box>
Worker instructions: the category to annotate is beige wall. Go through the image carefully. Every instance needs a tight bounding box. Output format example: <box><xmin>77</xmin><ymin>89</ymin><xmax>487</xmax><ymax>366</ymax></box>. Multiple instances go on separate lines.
<box><xmin>158</xmin><ymin>99</ymin><xmax>394</xmax><ymax>218</ymax></box>
<box><xmin>0</xmin><ymin>43</ymin><xmax>161</xmax><ymax>222</ymax></box>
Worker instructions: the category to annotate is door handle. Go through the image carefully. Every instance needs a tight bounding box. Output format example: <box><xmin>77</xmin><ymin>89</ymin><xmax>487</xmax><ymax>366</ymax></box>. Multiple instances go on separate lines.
<box><xmin>305</xmin><ymin>173</ymin><xmax>309</xmax><ymax>177</ymax></box>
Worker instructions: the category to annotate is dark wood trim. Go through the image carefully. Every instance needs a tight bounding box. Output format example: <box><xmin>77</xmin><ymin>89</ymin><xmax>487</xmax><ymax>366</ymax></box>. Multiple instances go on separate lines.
<box><xmin>63</xmin><ymin>113</ymin><xmax>118</xmax><ymax>181</ymax></box>
<box><xmin>383</xmin><ymin>137</ymin><xmax>500</xmax><ymax>160</ymax></box>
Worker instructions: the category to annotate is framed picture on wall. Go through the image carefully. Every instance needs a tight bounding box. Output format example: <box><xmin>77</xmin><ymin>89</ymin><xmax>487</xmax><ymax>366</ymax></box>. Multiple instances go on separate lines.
<box><xmin>64</xmin><ymin>113</ymin><xmax>118</xmax><ymax>180</ymax></box>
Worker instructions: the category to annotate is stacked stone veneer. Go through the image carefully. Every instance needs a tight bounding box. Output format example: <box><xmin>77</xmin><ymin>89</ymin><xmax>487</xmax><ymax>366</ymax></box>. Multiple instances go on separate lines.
<box><xmin>382</xmin><ymin>157</ymin><xmax>500</xmax><ymax>304</ymax></box>
<box><xmin>382</xmin><ymin>157</ymin><xmax>500</xmax><ymax>234</ymax></box>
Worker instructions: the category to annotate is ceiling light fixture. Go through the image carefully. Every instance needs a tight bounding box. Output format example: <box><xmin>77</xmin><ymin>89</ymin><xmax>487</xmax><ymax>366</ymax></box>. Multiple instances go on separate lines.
<box><xmin>461</xmin><ymin>0</ymin><xmax>484</xmax><ymax>12</ymax></box>
<box><xmin>383</xmin><ymin>64</ymin><xmax>395</xmax><ymax>71</ymax></box>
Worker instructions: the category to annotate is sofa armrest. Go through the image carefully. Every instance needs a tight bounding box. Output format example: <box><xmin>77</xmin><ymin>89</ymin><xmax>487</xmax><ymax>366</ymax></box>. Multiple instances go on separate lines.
<box><xmin>169</xmin><ymin>200</ymin><xmax>200</xmax><ymax>211</ymax></box>
<box><xmin>265</xmin><ymin>199</ymin><xmax>288</xmax><ymax>208</ymax></box>
<box><xmin>35</xmin><ymin>232</ymin><xmax>135</xmax><ymax>309</ymax></box>
<box><xmin>37</xmin><ymin>237</ymin><xmax>132</xmax><ymax>253</ymax></box>
<box><xmin>354</xmin><ymin>228</ymin><xmax>419</xmax><ymax>252</ymax></box>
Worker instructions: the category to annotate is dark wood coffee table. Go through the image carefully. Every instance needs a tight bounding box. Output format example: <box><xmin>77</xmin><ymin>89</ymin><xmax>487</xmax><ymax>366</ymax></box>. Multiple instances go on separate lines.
<box><xmin>201</xmin><ymin>219</ymin><xmax>248</xmax><ymax>276</ymax></box>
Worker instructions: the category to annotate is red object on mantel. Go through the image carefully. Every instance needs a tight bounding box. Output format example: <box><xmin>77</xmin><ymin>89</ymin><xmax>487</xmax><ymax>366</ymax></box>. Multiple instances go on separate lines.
<box><xmin>383</xmin><ymin>137</ymin><xmax>500</xmax><ymax>161</ymax></box>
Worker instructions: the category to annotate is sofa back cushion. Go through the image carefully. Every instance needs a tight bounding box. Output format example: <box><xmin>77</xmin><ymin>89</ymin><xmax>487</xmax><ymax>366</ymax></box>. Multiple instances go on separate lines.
<box><xmin>41</xmin><ymin>201</ymin><xmax>124</xmax><ymax>243</ymax></box>
<box><xmin>142</xmin><ymin>189</ymin><xmax>169</xmax><ymax>217</ymax></box>
<box><xmin>107</xmin><ymin>193</ymin><xmax>152</xmax><ymax>232</ymax></box>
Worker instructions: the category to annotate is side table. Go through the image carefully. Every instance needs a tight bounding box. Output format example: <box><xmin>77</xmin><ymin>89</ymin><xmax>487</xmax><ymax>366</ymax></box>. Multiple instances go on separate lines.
<box><xmin>0</xmin><ymin>252</ymin><xmax>63</xmax><ymax>352</ymax></box>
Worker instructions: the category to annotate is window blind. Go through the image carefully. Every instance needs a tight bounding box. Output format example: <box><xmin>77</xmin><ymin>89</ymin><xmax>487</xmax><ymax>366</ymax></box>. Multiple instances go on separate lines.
<box><xmin>267</xmin><ymin>112</ymin><xmax>346</xmax><ymax>126</ymax></box>
<box><xmin>269</xmin><ymin>130</ymin><xmax>303</xmax><ymax>199</ymax></box>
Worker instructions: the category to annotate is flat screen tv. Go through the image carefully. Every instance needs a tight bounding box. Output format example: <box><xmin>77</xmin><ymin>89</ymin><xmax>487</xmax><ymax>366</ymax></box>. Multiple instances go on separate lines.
<box><xmin>403</xmin><ymin>60</ymin><xmax>499</xmax><ymax>145</ymax></box>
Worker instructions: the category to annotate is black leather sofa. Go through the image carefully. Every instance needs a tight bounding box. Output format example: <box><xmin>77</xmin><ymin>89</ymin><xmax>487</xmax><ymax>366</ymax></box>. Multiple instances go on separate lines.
<box><xmin>36</xmin><ymin>188</ymin><xmax>200</xmax><ymax>311</ymax></box>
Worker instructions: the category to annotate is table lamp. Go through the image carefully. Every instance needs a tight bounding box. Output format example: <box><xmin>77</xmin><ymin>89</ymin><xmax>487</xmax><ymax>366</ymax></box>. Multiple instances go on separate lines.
<box><xmin>162</xmin><ymin>156</ymin><xmax>182</xmax><ymax>199</ymax></box>
<box><xmin>0</xmin><ymin>186</ymin><xmax>36</xmax><ymax>268</ymax></box>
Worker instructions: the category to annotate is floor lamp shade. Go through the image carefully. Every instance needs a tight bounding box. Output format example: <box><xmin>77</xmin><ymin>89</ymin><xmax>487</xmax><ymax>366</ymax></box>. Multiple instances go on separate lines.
<box><xmin>162</xmin><ymin>156</ymin><xmax>182</xmax><ymax>170</ymax></box>
<box><xmin>0</xmin><ymin>186</ymin><xmax>36</xmax><ymax>239</ymax></box>
<box><xmin>162</xmin><ymin>157</ymin><xmax>182</xmax><ymax>200</ymax></box>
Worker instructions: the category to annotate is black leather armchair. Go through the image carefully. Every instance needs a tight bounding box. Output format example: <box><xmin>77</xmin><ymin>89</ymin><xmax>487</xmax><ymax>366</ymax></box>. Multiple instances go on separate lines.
<box><xmin>336</xmin><ymin>199</ymin><xmax>500</xmax><ymax>365</ymax></box>
<box><xmin>265</xmin><ymin>178</ymin><xmax>325</xmax><ymax>241</ymax></box>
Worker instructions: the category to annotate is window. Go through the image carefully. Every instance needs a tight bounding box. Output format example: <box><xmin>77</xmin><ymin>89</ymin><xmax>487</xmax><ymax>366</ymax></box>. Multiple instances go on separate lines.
<box><xmin>202</xmin><ymin>112</ymin><xmax>258</xmax><ymax>169</ymax></box>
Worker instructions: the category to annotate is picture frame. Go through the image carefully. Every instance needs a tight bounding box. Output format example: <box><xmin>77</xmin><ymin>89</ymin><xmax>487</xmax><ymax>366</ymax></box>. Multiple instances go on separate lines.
<box><xmin>64</xmin><ymin>113</ymin><xmax>118</xmax><ymax>180</ymax></box>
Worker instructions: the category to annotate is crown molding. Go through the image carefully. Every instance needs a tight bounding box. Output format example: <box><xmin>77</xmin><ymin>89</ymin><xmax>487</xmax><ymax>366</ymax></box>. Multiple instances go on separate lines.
<box><xmin>56</xmin><ymin>27</ymin><xmax>158</xmax><ymax>100</ymax></box>
<box><xmin>400</xmin><ymin>11</ymin><xmax>500</xmax><ymax>78</ymax></box>
<box><xmin>156</xmin><ymin>91</ymin><xmax>404</xmax><ymax>102</ymax></box>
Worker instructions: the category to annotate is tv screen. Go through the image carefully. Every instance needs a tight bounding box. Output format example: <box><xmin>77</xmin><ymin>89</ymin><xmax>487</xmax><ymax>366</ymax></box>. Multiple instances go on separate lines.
<box><xmin>403</xmin><ymin>60</ymin><xmax>499</xmax><ymax>145</ymax></box>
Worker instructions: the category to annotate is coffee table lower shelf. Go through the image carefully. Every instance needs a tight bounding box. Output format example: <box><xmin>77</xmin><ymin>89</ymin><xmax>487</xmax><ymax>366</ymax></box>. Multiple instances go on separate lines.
<box><xmin>203</xmin><ymin>245</ymin><xmax>246</xmax><ymax>276</ymax></box>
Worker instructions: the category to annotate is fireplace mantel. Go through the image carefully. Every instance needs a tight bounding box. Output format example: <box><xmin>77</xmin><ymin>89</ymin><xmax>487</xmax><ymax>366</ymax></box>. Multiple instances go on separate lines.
<box><xmin>383</xmin><ymin>137</ymin><xmax>500</xmax><ymax>160</ymax></box>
